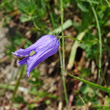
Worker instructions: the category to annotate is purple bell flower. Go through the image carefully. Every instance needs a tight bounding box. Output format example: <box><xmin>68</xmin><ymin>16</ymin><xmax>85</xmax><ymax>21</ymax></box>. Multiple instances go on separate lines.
<box><xmin>12</xmin><ymin>35</ymin><xmax>59</xmax><ymax>77</ymax></box>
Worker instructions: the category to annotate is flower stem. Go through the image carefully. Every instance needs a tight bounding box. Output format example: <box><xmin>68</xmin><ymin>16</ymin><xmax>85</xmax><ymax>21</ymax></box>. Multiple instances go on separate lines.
<box><xmin>12</xmin><ymin>66</ymin><xmax>25</xmax><ymax>101</ymax></box>
<box><xmin>105</xmin><ymin>0</ymin><xmax>110</xmax><ymax>7</ymax></box>
<box><xmin>60</xmin><ymin>0</ymin><xmax>68</xmax><ymax>108</ymax></box>
<box><xmin>90</xmin><ymin>4</ymin><xmax>102</xmax><ymax>77</ymax></box>
<box><xmin>90</xmin><ymin>4</ymin><xmax>107</xmax><ymax>86</ymax></box>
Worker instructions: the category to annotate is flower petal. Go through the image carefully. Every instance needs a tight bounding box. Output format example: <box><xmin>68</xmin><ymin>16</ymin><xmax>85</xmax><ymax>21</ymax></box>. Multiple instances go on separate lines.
<box><xmin>12</xmin><ymin>35</ymin><xmax>57</xmax><ymax>57</ymax></box>
<box><xmin>12</xmin><ymin>48</ymin><xmax>30</xmax><ymax>57</ymax></box>
<box><xmin>26</xmin><ymin>39</ymin><xmax>59</xmax><ymax>76</ymax></box>
<box><xmin>18</xmin><ymin>56</ymin><xmax>29</xmax><ymax>65</ymax></box>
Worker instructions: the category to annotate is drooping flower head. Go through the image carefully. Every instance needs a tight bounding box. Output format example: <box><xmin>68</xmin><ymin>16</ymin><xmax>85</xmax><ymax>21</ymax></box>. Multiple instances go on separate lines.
<box><xmin>12</xmin><ymin>35</ymin><xmax>59</xmax><ymax>77</ymax></box>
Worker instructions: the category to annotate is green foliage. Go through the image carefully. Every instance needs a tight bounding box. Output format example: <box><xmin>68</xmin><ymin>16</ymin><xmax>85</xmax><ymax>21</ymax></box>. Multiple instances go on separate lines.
<box><xmin>0</xmin><ymin>0</ymin><xmax>16</xmax><ymax>12</ymax></box>
<box><xmin>76</xmin><ymin>85</ymin><xmax>99</xmax><ymax>106</ymax></box>
<box><xmin>81</xmin><ymin>32</ymin><xmax>98</xmax><ymax>59</ymax></box>
<box><xmin>28</xmin><ymin>69</ymin><xmax>43</xmax><ymax>88</ymax></box>
<box><xmin>17</xmin><ymin>0</ymin><xmax>46</xmax><ymax>22</ymax></box>
<box><xmin>14</xmin><ymin>95</ymin><xmax>26</xmax><ymax>104</ymax></box>
<box><xmin>80</xmin><ymin>68</ymin><xmax>91</xmax><ymax>78</ymax></box>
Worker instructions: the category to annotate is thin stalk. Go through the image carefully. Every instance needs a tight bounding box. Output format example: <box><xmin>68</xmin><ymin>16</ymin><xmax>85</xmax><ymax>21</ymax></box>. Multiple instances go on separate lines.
<box><xmin>90</xmin><ymin>4</ymin><xmax>102</xmax><ymax>77</ymax></box>
<box><xmin>60</xmin><ymin>0</ymin><xmax>68</xmax><ymax>107</ymax></box>
<box><xmin>59</xmin><ymin>41</ymin><xmax>68</xmax><ymax>108</ymax></box>
<box><xmin>90</xmin><ymin>4</ymin><xmax>107</xmax><ymax>86</ymax></box>
<box><xmin>105</xmin><ymin>0</ymin><xmax>110</xmax><ymax>7</ymax></box>
<box><xmin>59</xmin><ymin>41</ymin><xmax>63</xmax><ymax>67</ymax></box>
<box><xmin>11</xmin><ymin>66</ymin><xmax>25</xmax><ymax>101</ymax></box>
<box><xmin>60</xmin><ymin>0</ymin><xmax>65</xmax><ymax>67</ymax></box>
<box><xmin>62</xmin><ymin>68</ymin><xmax>110</xmax><ymax>93</ymax></box>
<box><xmin>79</xmin><ymin>95</ymin><xmax>88</xmax><ymax>110</ymax></box>
<box><xmin>47</xmin><ymin>4</ymin><xmax>56</xmax><ymax>29</ymax></box>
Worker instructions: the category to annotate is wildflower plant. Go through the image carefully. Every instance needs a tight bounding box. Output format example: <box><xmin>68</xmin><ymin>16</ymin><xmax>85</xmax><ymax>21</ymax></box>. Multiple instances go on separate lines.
<box><xmin>1</xmin><ymin>0</ymin><xmax>110</xmax><ymax>109</ymax></box>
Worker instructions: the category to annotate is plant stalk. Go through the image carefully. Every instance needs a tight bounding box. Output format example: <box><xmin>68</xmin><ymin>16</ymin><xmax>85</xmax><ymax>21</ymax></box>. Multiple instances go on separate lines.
<box><xmin>105</xmin><ymin>0</ymin><xmax>110</xmax><ymax>7</ymax></box>
<box><xmin>11</xmin><ymin>66</ymin><xmax>25</xmax><ymax>101</ymax></box>
<box><xmin>90</xmin><ymin>4</ymin><xmax>102</xmax><ymax>77</ymax></box>
<box><xmin>90</xmin><ymin>4</ymin><xmax>107</xmax><ymax>86</ymax></box>
<box><xmin>60</xmin><ymin>0</ymin><xmax>68</xmax><ymax>108</ymax></box>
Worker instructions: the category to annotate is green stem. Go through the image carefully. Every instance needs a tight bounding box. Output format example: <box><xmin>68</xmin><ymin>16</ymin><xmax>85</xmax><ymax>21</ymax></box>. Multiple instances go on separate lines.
<box><xmin>105</xmin><ymin>0</ymin><xmax>110</xmax><ymax>7</ymax></box>
<box><xmin>62</xmin><ymin>68</ymin><xmax>110</xmax><ymax>93</ymax></box>
<box><xmin>59</xmin><ymin>41</ymin><xmax>68</xmax><ymax>109</ymax></box>
<box><xmin>60</xmin><ymin>0</ymin><xmax>68</xmax><ymax>107</ymax></box>
<box><xmin>90</xmin><ymin>4</ymin><xmax>102</xmax><ymax>77</ymax></box>
<box><xmin>60</xmin><ymin>0</ymin><xmax>65</xmax><ymax>67</ymax></box>
<box><xmin>47</xmin><ymin>4</ymin><xmax>56</xmax><ymax>29</ymax></box>
<box><xmin>90</xmin><ymin>3</ymin><xmax>107</xmax><ymax>86</ymax></box>
<box><xmin>59</xmin><ymin>41</ymin><xmax>63</xmax><ymax>67</ymax></box>
<box><xmin>11</xmin><ymin>66</ymin><xmax>25</xmax><ymax>101</ymax></box>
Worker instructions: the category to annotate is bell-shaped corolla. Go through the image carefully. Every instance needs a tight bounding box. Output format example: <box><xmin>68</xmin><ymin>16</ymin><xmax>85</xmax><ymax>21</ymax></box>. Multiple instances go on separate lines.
<box><xmin>12</xmin><ymin>35</ymin><xmax>59</xmax><ymax>76</ymax></box>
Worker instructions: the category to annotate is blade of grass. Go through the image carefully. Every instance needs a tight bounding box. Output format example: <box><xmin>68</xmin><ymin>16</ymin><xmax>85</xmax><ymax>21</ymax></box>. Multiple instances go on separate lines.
<box><xmin>12</xmin><ymin>66</ymin><xmax>25</xmax><ymax>101</ymax></box>
<box><xmin>105</xmin><ymin>0</ymin><xmax>110</xmax><ymax>7</ymax></box>
<box><xmin>67</xmin><ymin>25</ymin><xmax>93</xmax><ymax>70</ymax></box>
<box><xmin>63</xmin><ymin>35</ymin><xmax>98</xmax><ymax>44</ymax></box>
<box><xmin>48</xmin><ymin>19</ymin><xmax>73</xmax><ymax>35</ymax></box>
<box><xmin>0</xmin><ymin>83</ymin><xmax>57</xmax><ymax>99</ymax></box>
<box><xmin>60</xmin><ymin>0</ymin><xmax>68</xmax><ymax>108</ymax></box>
<box><xmin>90</xmin><ymin>3</ymin><xmax>107</xmax><ymax>86</ymax></box>
<box><xmin>79</xmin><ymin>95</ymin><xmax>88</xmax><ymax>110</ymax></box>
<box><xmin>67</xmin><ymin>31</ymin><xmax>85</xmax><ymax>70</ymax></box>
<box><xmin>47</xmin><ymin>4</ymin><xmax>56</xmax><ymax>29</ymax></box>
<box><xmin>90</xmin><ymin>3</ymin><xmax>102</xmax><ymax>77</ymax></box>
<box><xmin>81</xmin><ymin>0</ymin><xmax>99</xmax><ymax>4</ymax></box>
<box><xmin>62</xmin><ymin>68</ymin><xmax>110</xmax><ymax>93</ymax></box>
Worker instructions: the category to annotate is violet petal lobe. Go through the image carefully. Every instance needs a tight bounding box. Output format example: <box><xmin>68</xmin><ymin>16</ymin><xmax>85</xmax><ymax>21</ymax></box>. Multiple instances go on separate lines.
<box><xmin>18</xmin><ymin>56</ymin><xmax>29</xmax><ymax>65</ymax></box>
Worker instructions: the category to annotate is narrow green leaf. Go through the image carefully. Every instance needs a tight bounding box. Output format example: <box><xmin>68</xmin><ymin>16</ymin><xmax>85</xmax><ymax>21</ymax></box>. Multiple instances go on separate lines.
<box><xmin>77</xmin><ymin>3</ymin><xmax>88</xmax><ymax>12</ymax></box>
<box><xmin>81</xmin><ymin>0</ymin><xmax>99</xmax><ymax>4</ymax></box>
<box><xmin>67</xmin><ymin>25</ymin><xmax>94</xmax><ymax>70</ymax></box>
<box><xmin>63</xmin><ymin>36</ymin><xmax>85</xmax><ymax>43</ymax></box>
<box><xmin>62</xmin><ymin>68</ymin><xmax>110</xmax><ymax>93</ymax></box>
<box><xmin>67</xmin><ymin>30</ymin><xmax>86</xmax><ymax>70</ymax></box>
<box><xmin>48</xmin><ymin>19</ymin><xmax>73</xmax><ymax>35</ymax></box>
